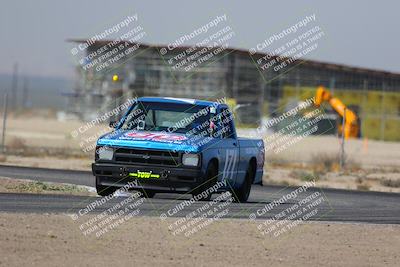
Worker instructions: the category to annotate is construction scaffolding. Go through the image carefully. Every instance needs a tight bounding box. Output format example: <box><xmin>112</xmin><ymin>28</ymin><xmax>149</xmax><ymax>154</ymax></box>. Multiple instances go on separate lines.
<box><xmin>68</xmin><ymin>40</ymin><xmax>400</xmax><ymax>141</ymax></box>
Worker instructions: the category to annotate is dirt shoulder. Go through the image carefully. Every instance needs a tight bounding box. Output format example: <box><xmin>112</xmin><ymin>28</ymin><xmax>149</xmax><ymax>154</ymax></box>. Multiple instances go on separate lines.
<box><xmin>0</xmin><ymin>155</ymin><xmax>91</xmax><ymax>171</ymax></box>
<box><xmin>0</xmin><ymin>177</ymin><xmax>95</xmax><ymax>196</ymax></box>
<box><xmin>265</xmin><ymin>167</ymin><xmax>400</xmax><ymax>193</ymax></box>
<box><xmin>0</xmin><ymin>213</ymin><xmax>398</xmax><ymax>267</ymax></box>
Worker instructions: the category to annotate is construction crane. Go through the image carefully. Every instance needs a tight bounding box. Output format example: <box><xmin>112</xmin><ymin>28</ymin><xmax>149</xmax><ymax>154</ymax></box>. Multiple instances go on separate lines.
<box><xmin>314</xmin><ymin>86</ymin><xmax>359</xmax><ymax>139</ymax></box>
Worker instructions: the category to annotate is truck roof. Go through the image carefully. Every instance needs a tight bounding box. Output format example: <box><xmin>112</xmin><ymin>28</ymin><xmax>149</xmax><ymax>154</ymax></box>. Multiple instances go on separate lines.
<box><xmin>138</xmin><ymin>97</ymin><xmax>225</xmax><ymax>107</ymax></box>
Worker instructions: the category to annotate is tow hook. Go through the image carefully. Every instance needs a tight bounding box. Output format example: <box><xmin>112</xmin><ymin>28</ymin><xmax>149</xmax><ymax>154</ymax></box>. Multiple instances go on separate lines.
<box><xmin>119</xmin><ymin>167</ymin><xmax>128</xmax><ymax>177</ymax></box>
<box><xmin>161</xmin><ymin>170</ymin><xmax>170</xmax><ymax>179</ymax></box>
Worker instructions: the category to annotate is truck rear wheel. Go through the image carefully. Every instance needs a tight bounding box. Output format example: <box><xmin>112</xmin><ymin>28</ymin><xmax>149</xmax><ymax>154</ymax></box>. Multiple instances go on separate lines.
<box><xmin>95</xmin><ymin>176</ymin><xmax>117</xmax><ymax>197</ymax></box>
<box><xmin>233</xmin><ymin>163</ymin><xmax>254</xmax><ymax>203</ymax></box>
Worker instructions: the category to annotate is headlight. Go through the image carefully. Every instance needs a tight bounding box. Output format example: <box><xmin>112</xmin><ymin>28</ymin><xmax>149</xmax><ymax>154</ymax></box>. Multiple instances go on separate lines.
<box><xmin>182</xmin><ymin>153</ymin><xmax>199</xmax><ymax>166</ymax></box>
<box><xmin>98</xmin><ymin>146</ymin><xmax>114</xmax><ymax>160</ymax></box>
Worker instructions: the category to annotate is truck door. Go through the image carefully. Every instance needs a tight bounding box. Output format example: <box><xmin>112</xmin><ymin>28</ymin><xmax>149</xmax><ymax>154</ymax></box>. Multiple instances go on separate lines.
<box><xmin>217</xmin><ymin>107</ymin><xmax>239</xmax><ymax>187</ymax></box>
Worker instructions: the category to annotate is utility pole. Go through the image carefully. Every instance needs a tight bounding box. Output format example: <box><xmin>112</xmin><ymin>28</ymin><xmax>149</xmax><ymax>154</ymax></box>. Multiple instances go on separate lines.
<box><xmin>380</xmin><ymin>82</ymin><xmax>385</xmax><ymax>141</ymax></box>
<box><xmin>22</xmin><ymin>77</ymin><xmax>29</xmax><ymax>108</ymax></box>
<box><xmin>340</xmin><ymin>107</ymin><xmax>346</xmax><ymax>170</ymax></box>
<box><xmin>329</xmin><ymin>77</ymin><xmax>336</xmax><ymax>95</ymax></box>
<box><xmin>295</xmin><ymin>73</ymin><xmax>300</xmax><ymax>99</ymax></box>
<box><xmin>2</xmin><ymin>93</ymin><xmax>8</xmax><ymax>153</ymax></box>
<box><xmin>11</xmin><ymin>63</ymin><xmax>18</xmax><ymax>110</ymax></box>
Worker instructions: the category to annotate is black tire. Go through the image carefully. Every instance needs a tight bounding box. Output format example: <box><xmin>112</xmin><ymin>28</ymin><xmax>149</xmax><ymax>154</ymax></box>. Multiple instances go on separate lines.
<box><xmin>192</xmin><ymin>161</ymin><xmax>217</xmax><ymax>201</ymax></box>
<box><xmin>95</xmin><ymin>176</ymin><xmax>117</xmax><ymax>197</ymax></box>
<box><xmin>141</xmin><ymin>189</ymin><xmax>156</xmax><ymax>198</ymax></box>
<box><xmin>233</xmin><ymin>163</ymin><xmax>254</xmax><ymax>203</ymax></box>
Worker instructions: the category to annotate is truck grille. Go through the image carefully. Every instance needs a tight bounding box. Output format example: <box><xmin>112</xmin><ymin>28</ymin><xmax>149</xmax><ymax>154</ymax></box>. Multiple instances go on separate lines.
<box><xmin>114</xmin><ymin>148</ymin><xmax>180</xmax><ymax>166</ymax></box>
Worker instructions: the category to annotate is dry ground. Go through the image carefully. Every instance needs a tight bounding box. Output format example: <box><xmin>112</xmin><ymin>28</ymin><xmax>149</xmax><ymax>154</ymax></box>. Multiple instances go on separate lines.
<box><xmin>0</xmin><ymin>155</ymin><xmax>92</xmax><ymax>170</ymax></box>
<box><xmin>0</xmin><ymin>213</ymin><xmax>398</xmax><ymax>267</ymax></box>
<box><xmin>2</xmin><ymin>115</ymin><xmax>400</xmax><ymax>193</ymax></box>
<box><xmin>5</xmin><ymin>115</ymin><xmax>107</xmax><ymax>150</ymax></box>
<box><xmin>6</xmin><ymin>116</ymin><xmax>400</xmax><ymax>168</ymax></box>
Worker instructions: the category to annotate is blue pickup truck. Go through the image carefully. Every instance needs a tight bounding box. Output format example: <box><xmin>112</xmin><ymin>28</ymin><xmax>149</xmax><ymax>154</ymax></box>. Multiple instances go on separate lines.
<box><xmin>92</xmin><ymin>97</ymin><xmax>264</xmax><ymax>202</ymax></box>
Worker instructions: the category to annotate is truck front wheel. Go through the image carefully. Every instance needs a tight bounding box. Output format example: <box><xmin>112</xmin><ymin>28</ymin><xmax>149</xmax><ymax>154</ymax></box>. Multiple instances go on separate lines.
<box><xmin>192</xmin><ymin>161</ymin><xmax>217</xmax><ymax>201</ymax></box>
<box><xmin>140</xmin><ymin>190</ymin><xmax>156</xmax><ymax>198</ymax></box>
<box><xmin>95</xmin><ymin>176</ymin><xmax>117</xmax><ymax>197</ymax></box>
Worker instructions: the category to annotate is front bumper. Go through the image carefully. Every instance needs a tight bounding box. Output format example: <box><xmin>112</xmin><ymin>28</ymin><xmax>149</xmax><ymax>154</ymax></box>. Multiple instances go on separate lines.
<box><xmin>92</xmin><ymin>162</ymin><xmax>203</xmax><ymax>193</ymax></box>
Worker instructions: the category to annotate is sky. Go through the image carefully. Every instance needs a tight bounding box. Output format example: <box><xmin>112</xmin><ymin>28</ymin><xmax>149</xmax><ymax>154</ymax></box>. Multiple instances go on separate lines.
<box><xmin>0</xmin><ymin>0</ymin><xmax>399</xmax><ymax>79</ymax></box>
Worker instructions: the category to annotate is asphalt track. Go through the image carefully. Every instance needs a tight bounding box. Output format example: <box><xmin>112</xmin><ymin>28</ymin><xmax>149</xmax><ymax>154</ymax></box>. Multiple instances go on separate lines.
<box><xmin>0</xmin><ymin>165</ymin><xmax>399</xmax><ymax>224</ymax></box>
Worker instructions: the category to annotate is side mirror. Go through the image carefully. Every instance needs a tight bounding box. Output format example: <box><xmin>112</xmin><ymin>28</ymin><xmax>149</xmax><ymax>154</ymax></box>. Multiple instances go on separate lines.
<box><xmin>109</xmin><ymin>120</ymin><xmax>117</xmax><ymax>128</ymax></box>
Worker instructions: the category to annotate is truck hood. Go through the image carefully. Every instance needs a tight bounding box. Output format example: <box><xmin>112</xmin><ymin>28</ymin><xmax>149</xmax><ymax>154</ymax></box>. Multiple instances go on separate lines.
<box><xmin>97</xmin><ymin>130</ymin><xmax>213</xmax><ymax>153</ymax></box>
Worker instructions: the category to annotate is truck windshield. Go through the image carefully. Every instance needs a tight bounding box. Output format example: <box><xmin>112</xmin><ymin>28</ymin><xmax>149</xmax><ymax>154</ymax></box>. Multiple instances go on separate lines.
<box><xmin>119</xmin><ymin>101</ymin><xmax>213</xmax><ymax>135</ymax></box>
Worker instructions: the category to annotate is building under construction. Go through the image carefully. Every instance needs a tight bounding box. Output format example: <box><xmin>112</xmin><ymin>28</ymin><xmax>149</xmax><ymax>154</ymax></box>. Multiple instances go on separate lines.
<box><xmin>68</xmin><ymin>40</ymin><xmax>400</xmax><ymax>141</ymax></box>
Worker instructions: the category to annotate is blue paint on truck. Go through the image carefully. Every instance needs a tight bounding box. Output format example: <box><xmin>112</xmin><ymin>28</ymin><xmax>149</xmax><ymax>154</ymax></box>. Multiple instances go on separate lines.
<box><xmin>92</xmin><ymin>97</ymin><xmax>264</xmax><ymax>202</ymax></box>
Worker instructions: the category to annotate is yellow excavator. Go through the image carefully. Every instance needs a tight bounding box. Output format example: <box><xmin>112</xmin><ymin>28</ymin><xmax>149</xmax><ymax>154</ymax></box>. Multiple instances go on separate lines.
<box><xmin>314</xmin><ymin>86</ymin><xmax>359</xmax><ymax>139</ymax></box>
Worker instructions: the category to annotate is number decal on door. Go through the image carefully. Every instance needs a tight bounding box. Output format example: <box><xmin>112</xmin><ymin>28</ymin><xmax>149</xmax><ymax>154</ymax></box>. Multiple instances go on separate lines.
<box><xmin>222</xmin><ymin>149</ymin><xmax>238</xmax><ymax>184</ymax></box>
